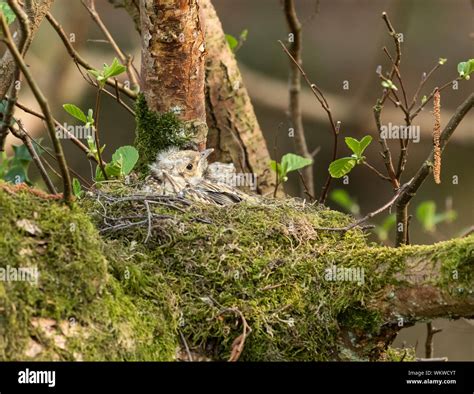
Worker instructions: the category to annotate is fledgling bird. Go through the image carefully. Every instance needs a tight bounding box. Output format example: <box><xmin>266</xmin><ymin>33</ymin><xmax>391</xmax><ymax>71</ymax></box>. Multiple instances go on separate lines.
<box><xmin>147</xmin><ymin>147</ymin><xmax>253</xmax><ymax>205</ymax></box>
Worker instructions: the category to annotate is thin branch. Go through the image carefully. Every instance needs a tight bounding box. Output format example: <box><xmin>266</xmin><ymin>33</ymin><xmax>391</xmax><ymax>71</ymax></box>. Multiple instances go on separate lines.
<box><xmin>409</xmin><ymin>77</ymin><xmax>461</xmax><ymax>121</ymax></box>
<box><xmin>395</xmin><ymin>92</ymin><xmax>474</xmax><ymax>246</ymax></box>
<box><xmin>382</xmin><ymin>46</ymin><xmax>408</xmax><ymax>111</ymax></box>
<box><xmin>296</xmin><ymin>169</ymin><xmax>315</xmax><ymax>201</ymax></box>
<box><xmin>8</xmin><ymin>123</ymin><xmax>57</xmax><ymax>194</ymax></box>
<box><xmin>12</xmin><ymin>98</ymin><xmax>99</xmax><ymax>163</ymax></box>
<box><xmin>278</xmin><ymin>40</ymin><xmax>339</xmax><ymax>204</ymax></box>
<box><xmin>373</xmin><ymin>102</ymin><xmax>399</xmax><ymax>188</ymax></box>
<box><xmin>372</xmin><ymin>12</ymin><xmax>402</xmax><ymax>189</ymax></box>
<box><xmin>315</xmin><ymin>178</ymin><xmax>413</xmax><ymax>232</ymax></box>
<box><xmin>0</xmin><ymin>13</ymin><xmax>73</xmax><ymax>204</ymax></box>
<box><xmin>409</xmin><ymin>62</ymin><xmax>442</xmax><ymax>111</ymax></box>
<box><xmin>81</xmin><ymin>0</ymin><xmax>140</xmax><ymax>91</ymax></box>
<box><xmin>45</xmin><ymin>11</ymin><xmax>137</xmax><ymax>99</ymax></box>
<box><xmin>362</xmin><ymin>161</ymin><xmax>391</xmax><ymax>181</ymax></box>
<box><xmin>21</xmin><ymin>128</ymin><xmax>92</xmax><ymax>188</ymax></box>
<box><xmin>283</xmin><ymin>0</ymin><xmax>314</xmax><ymax>196</ymax></box>
<box><xmin>93</xmin><ymin>88</ymin><xmax>108</xmax><ymax>180</ymax></box>
<box><xmin>216</xmin><ymin>307</ymin><xmax>251</xmax><ymax>362</ymax></box>
<box><xmin>425</xmin><ymin>322</ymin><xmax>442</xmax><ymax>359</ymax></box>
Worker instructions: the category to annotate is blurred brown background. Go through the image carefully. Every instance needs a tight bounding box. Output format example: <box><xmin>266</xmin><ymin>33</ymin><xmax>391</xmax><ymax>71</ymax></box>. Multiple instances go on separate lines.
<box><xmin>3</xmin><ymin>0</ymin><xmax>473</xmax><ymax>359</ymax></box>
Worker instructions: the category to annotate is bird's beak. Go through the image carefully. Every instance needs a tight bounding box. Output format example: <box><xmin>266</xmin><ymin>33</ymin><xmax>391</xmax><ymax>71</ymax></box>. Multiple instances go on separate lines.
<box><xmin>200</xmin><ymin>148</ymin><xmax>214</xmax><ymax>160</ymax></box>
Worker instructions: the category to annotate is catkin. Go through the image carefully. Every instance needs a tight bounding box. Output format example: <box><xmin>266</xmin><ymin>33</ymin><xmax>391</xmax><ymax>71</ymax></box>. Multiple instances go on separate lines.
<box><xmin>433</xmin><ymin>90</ymin><xmax>441</xmax><ymax>184</ymax></box>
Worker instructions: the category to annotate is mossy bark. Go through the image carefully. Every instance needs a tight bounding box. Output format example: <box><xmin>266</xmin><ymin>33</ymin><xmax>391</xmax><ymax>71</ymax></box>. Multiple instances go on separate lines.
<box><xmin>140</xmin><ymin>0</ymin><xmax>208</xmax><ymax>148</ymax></box>
<box><xmin>1</xmin><ymin>183</ymin><xmax>472</xmax><ymax>361</ymax></box>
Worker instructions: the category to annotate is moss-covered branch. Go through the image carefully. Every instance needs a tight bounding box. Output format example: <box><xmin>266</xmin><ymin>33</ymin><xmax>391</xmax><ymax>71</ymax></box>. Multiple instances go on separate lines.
<box><xmin>1</xmin><ymin>183</ymin><xmax>472</xmax><ymax>361</ymax></box>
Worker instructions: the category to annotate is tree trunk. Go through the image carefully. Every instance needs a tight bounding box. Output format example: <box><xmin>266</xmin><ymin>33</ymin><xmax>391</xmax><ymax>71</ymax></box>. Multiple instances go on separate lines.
<box><xmin>116</xmin><ymin>0</ymin><xmax>277</xmax><ymax>194</ymax></box>
<box><xmin>201</xmin><ymin>0</ymin><xmax>275</xmax><ymax>195</ymax></box>
<box><xmin>140</xmin><ymin>0</ymin><xmax>207</xmax><ymax>148</ymax></box>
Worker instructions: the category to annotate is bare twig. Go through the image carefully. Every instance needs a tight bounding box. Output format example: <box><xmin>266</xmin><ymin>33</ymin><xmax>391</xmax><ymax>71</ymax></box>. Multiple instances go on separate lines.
<box><xmin>178</xmin><ymin>330</ymin><xmax>193</xmax><ymax>362</ymax></box>
<box><xmin>362</xmin><ymin>161</ymin><xmax>392</xmax><ymax>181</ymax></box>
<box><xmin>283</xmin><ymin>0</ymin><xmax>314</xmax><ymax>196</ymax></box>
<box><xmin>0</xmin><ymin>13</ymin><xmax>73</xmax><ymax>204</ymax></box>
<box><xmin>12</xmin><ymin>98</ymin><xmax>99</xmax><ymax>163</ymax></box>
<box><xmin>296</xmin><ymin>169</ymin><xmax>315</xmax><ymax>201</ymax></box>
<box><xmin>315</xmin><ymin>178</ymin><xmax>413</xmax><ymax>232</ymax></box>
<box><xmin>409</xmin><ymin>78</ymin><xmax>461</xmax><ymax>121</ymax></box>
<box><xmin>144</xmin><ymin>200</ymin><xmax>152</xmax><ymax>243</ymax></box>
<box><xmin>21</xmin><ymin>130</ymin><xmax>92</xmax><ymax>188</ymax></box>
<box><xmin>216</xmin><ymin>307</ymin><xmax>252</xmax><ymax>362</ymax></box>
<box><xmin>425</xmin><ymin>322</ymin><xmax>442</xmax><ymax>359</ymax></box>
<box><xmin>81</xmin><ymin>0</ymin><xmax>140</xmax><ymax>91</ymax></box>
<box><xmin>409</xmin><ymin>62</ymin><xmax>442</xmax><ymax>111</ymax></box>
<box><xmin>8</xmin><ymin>123</ymin><xmax>56</xmax><ymax>194</ymax></box>
<box><xmin>93</xmin><ymin>88</ymin><xmax>108</xmax><ymax>180</ymax></box>
<box><xmin>395</xmin><ymin>93</ymin><xmax>474</xmax><ymax>246</ymax></box>
<box><xmin>277</xmin><ymin>40</ymin><xmax>339</xmax><ymax>203</ymax></box>
<box><xmin>45</xmin><ymin>11</ymin><xmax>137</xmax><ymax>99</ymax></box>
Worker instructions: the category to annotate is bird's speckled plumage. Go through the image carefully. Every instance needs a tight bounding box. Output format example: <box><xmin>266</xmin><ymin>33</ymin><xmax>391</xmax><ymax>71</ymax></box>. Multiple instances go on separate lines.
<box><xmin>146</xmin><ymin>147</ymin><xmax>254</xmax><ymax>205</ymax></box>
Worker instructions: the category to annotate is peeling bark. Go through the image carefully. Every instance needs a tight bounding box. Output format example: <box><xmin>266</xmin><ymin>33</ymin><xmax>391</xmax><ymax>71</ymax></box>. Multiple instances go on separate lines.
<box><xmin>0</xmin><ymin>0</ymin><xmax>54</xmax><ymax>98</ymax></box>
<box><xmin>140</xmin><ymin>0</ymin><xmax>207</xmax><ymax>148</ymax></box>
<box><xmin>201</xmin><ymin>0</ymin><xmax>275</xmax><ymax>195</ymax></box>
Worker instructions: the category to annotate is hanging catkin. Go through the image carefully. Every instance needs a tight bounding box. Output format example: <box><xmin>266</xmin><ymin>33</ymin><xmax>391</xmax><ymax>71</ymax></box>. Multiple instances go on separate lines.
<box><xmin>433</xmin><ymin>90</ymin><xmax>441</xmax><ymax>184</ymax></box>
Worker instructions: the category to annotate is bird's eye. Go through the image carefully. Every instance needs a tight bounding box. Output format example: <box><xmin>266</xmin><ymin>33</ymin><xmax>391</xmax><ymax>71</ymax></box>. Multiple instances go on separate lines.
<box><xmin>186</xmin><ymin>163</ymin><xmax>193</xmax><ymax>170</ymax></box>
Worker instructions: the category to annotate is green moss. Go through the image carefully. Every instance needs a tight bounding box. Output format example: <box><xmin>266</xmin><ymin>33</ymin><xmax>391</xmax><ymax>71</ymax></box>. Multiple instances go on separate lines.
<box><xmin>134</xmin><ymin>94</ymin><xmax>190</xmax><ymax>174</ymax></box>
<box><xmin>1</xmin><ymin>183</ymin><xmax>472</xmax><ymax>361</ymax></box>
<box><xmin>382</xmin><ymin>347</ymin><xmax>416</xmax><ymax>361</ymax></box>
<box><xmin>0</xmin><ymin>183</ymin><xmax>177</xmax><ymax>360</ymax></box>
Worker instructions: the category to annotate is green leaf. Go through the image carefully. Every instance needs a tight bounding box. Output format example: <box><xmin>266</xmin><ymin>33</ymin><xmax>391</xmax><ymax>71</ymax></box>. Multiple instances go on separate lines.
<box><xmin>4</xmin><ymin>164</ymin><xmax>29</xmax><ymax>185</ymax></box>
<box><xmin>416</xmin><ymin>200</ymin><xmax>436</xmax><ymax>232</ymax></box>
<box><xmin>0</xmin><ymin>2</ymin><xmax>16</xmax><ymax>25</ymax></box>
<box><xmin>329</xmin><ymin>157</ymin><xmax>356</xmax><ymax>178</ymax></box>
<box><xmin>381</xmin><ymin>79</ymin><xmax>398</xmax><ymax>91</ymax></box>
<box><xmin>86</xmin><ymin>109</ymin><xmax>94</xmax><ymax>126</ymax></box>
<box><xmin>72</xmin><ymin>178</ymin><xmax>84</xmax><ymax>198</ymax></box>
<box><xmin>434</xmin><ymin>210</ymin><xmax>457</xmax><ymax>225</ymax></box>
<box><xmin>12</xmin><ymin>144</ymin><xmax>32</xmax><ymax>164</ymax></box>
<box><xmin>330</xmin><ymin>189</ymin><xmax>360</xmax><ymax>215</ymax></box>
<box><xmin>0</xmin><ymin>151</ymin><xmax>10</xmax><ymax>177</ymax></box>
<box><xmin>269</xmin><ymin>160</ymin><xmax>280</xmax><ymax>174</ymax></box>
<box><xmin>344</xmin><ymin>135</ymin><xmax>372</xmax><ymax>158</ymax></box>
<box><xmin>375</xmin><ymin>214</ymin><xmax>396</xmax><ymax>241</ymax></box>
<box><xmin>381</xmin><ymin>214</ymin><xmax>396</xmax><ymax>231</ymax></box>
<box><xmin>104</xmin><ymin>57</ymin><xmax>127</xmax><ymax>79</ymax></box>
<box><xmin>225</xmin><ymin>34</ymin><xmax>239</xmax><ymax>51</ymax></box>
<box><xmin>358</xmin><ymin>135</ymin><xmax>373</xmax><ymax>155</ymax></box>
<box><xmin>87</xmin><ymin>69</ymin><xmax>102</xmax><ymax>79</ymax></box>
<box><xmin>421</xmin><ymin>95</ymin><xmax>427</xmax><ymax>104</ymax></box>
<box><xmin>239</xmin><ymin>29</ymin><xmax>248</xmax><ymax>42</ymax></box>
<box><xmin>95</xmin><ymin>163</ymin><xmax>121</xmax><ymax>182</ymax></box>
<box><xmin>106</xmin><ymin>160</ymin><xmax>122</xmax><ymax>178</ymax></box>
<box><xmin>457</xmin><ymin>59</ymin><xmax>474</xmax><ymax>79</ymax></box>
<box><xmin>112</xmin><ymin>146</ymin><xmax>139</xmax><ymax>175</ymax></box>
<box><xmin>344</xmin><ymin>137</ymin><xmax>360</xmax><ymax>156</ymax></box>
<box><xmin>281</xmin><ymin>153</ymin><xmax>313</xmax><ymax>173</ymax></box>
<box><xmin>63</xmin><ymin>104</ymin><xmax>87</xmax><ymax>124</ymax></box>
<box><xmin>438</xmin><ymin>58</ymin><xmax>447</xmax><ymax>65</ymax></box>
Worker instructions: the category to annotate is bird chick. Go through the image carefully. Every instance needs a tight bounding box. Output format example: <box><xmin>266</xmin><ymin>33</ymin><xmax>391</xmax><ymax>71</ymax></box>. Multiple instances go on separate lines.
<box><xmin>205</xmin><ymin>162</ymin><xmax>236</xmax><ymax>184</ymax></box>
<box><xmin>148</xmin><ymin>147</ymin><xmax>213</xmax><ymax>194</ymax></box>
<box><xmin>147</xmin><ymin>147</ymin><xmax>254</xmax><ymax>205</ymax></box>
<box><xmin>149</xmin><ymin>147</ymin><xmax>213</xmax><ymax>181</ymax></box>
